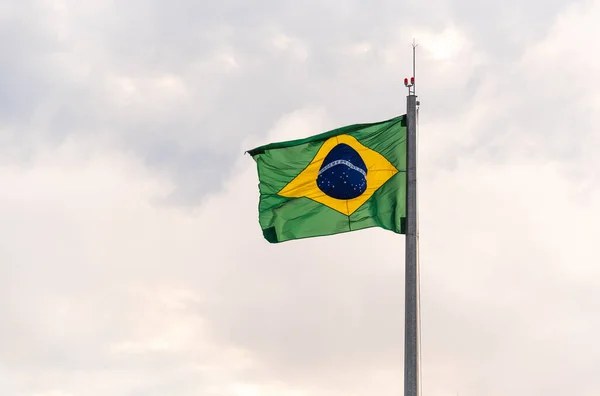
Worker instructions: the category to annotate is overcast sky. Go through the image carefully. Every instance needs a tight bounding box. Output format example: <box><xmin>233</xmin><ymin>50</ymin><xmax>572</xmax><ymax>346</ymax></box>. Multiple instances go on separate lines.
<box><xmin>2</xmin><ymin>0</ymin><xmax>600</xmax><ymax>395</ymax></box>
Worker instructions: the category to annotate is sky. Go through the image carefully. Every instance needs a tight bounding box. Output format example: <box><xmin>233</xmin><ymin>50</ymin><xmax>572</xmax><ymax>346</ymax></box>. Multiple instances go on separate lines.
<box><xmin>1</xmin><ymin>0</ymin><xmax>600</xmax><ymax>395</ymax></box>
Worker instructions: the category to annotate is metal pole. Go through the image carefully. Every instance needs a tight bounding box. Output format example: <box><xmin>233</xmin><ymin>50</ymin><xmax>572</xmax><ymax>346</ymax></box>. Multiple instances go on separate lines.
<box><xmin>404</xmin><ymin>47</ymin><xmax>420</xmax><ymax>396</ymax></box>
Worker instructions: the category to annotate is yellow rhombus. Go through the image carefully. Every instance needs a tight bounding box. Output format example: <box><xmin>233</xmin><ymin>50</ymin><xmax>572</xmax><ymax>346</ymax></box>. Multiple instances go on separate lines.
<box><xmin>278</xmin><ymin>134</ymin><xmax>399</xmax><ymax>216</ymax></box>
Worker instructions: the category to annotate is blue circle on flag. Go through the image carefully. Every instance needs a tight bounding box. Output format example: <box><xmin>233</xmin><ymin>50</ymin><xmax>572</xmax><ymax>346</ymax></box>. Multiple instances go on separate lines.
<box><xmin>316</xmin><ymin>143</ymin><xmax>367</xmax><ymax>200</ymax></box>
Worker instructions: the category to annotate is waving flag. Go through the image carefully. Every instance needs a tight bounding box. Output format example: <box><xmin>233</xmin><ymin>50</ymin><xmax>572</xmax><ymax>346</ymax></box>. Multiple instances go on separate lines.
<box><xmin>247</xmin><ymin>115</ymin><xmax>407</xmax><ymax>243</ymax></box>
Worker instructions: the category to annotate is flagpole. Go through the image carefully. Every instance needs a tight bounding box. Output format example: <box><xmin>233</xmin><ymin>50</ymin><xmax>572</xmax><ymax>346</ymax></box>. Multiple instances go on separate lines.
<box><xmin>404</xmin><ymin>41</ymin><xmax>420</xmax><ymax>396</ymax></box>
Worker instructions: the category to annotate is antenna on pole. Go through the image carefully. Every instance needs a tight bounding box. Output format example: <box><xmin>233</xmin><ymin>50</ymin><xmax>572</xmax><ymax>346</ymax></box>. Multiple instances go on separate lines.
<box><xmin>404</xmin><ymin>39</ymin><xmax>418</xmax><ymax>96</ymax></box>
<box><xmin>412</xmin><ymin>38</ymin><xmax>418</xmax><ymax>94</ymax></box>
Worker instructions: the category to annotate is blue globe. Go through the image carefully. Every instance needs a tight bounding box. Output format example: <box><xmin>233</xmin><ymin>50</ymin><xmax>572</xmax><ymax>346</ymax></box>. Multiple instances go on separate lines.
<box><xmin>316</xmin><ymin>143</ymin><xmax>367</xmax><ymax>200</ymax></box>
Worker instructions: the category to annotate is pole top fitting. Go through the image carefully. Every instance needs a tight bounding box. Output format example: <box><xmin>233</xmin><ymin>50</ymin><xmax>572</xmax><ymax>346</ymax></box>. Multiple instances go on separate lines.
<box><xmin>404</xmin><ymin>77</ymin><xmax>416</xmax><ymax>95</ymax></box>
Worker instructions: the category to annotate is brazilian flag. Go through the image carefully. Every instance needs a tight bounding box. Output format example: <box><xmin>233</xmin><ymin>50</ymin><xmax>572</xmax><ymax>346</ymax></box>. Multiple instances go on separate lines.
<box><xmin>247</xmin><ymin>115</ymin><xmax>407</xmax><ymax>243</ymax></box>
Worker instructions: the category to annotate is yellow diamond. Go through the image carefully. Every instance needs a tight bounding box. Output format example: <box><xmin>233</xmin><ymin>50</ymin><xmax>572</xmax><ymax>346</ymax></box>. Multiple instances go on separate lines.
<box><xmin>278</xmin><ymin>134</ymin><xmax>399</xmax><ymax>216</ymax></box>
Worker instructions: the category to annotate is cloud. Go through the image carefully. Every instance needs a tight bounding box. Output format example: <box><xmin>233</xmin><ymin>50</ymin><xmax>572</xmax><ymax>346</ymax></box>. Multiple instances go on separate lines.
<box><xmin>2</xmin><ymin>0</ymin><xmax>600</xmax><ymax>395</ymax></box>
<box><xmin>4</xmin><ymin>0</ymin><xmax>574</xmax><ymax>202</ymax></box>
